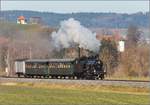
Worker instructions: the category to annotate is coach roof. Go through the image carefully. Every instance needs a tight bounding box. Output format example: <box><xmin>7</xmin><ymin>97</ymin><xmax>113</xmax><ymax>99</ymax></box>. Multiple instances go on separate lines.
<box><xmin>25</xmin><ymin>59</ymin><xmax>75</xmax><ymax>63</ymax></box>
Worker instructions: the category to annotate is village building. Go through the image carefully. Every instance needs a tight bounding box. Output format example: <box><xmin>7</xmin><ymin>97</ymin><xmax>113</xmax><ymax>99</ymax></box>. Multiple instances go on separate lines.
<box><xmin>17</xmin><ymin>16</ymin><xmax>27</xmax><ymax>24</ymax></box>
<box><xmin>96</xmin><ymin>30</ymin><xmax>126</xmax><ymax>52</ymax></box>
<box><xmin>29</xmin><ymin>17</ymin><xmax>42</xmax><ymax>24</ymax></box>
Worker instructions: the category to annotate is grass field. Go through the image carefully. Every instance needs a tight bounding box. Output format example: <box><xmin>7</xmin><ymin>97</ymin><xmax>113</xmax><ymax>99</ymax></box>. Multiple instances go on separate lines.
<box><xmin>0</xmin><ymin>82</ymin><xmax>149</xmax><ymax>105</ymax></box>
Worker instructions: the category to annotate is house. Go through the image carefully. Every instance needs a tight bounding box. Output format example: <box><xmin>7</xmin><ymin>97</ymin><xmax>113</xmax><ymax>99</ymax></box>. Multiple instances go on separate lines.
<box><xmin>96</xmin><ymin>30</ymin><xmax>126</xmax><ymax>52</ymax></box>
<box><xmin>17</xmin><ymin>16</ymin><xmax>27</xmax><ymax>24</ymax></box>
<box><xmin>29</xmin><ymin>17</ymin><xmax>42</xmax><ymax>24</ymax></box>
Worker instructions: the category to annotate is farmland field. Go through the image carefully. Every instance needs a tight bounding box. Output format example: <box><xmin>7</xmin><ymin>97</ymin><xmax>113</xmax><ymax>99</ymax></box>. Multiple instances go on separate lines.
<box><xmin>0</xmin><ymin>82</ymin><xmax>149</xmax><ymax>105</ymax></box>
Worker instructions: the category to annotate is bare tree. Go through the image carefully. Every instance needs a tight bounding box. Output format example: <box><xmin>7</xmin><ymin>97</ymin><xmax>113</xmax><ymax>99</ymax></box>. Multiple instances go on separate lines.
<box><xmin>126</xmin><ymin>25</ymin><xmax>141</xmax><ymax>47</ymax></box>
<box><xmin>99</xmin><ymin>39</ymin><xmax>118</xmax><ymax>76</ymax></box>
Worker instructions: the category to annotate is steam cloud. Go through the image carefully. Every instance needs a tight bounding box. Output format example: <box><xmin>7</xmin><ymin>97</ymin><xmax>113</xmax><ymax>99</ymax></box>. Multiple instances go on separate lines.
<box><xmin>51</xmin><ymin>18</ymin><xmax>100</xmax><ymax>52</ymax></box>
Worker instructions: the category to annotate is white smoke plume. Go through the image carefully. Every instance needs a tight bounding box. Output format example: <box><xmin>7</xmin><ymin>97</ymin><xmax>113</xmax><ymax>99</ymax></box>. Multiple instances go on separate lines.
<box><xmin>51</xmin><ymin>18</ymin><xmax>100</xmax><ymax>52</ymax></box>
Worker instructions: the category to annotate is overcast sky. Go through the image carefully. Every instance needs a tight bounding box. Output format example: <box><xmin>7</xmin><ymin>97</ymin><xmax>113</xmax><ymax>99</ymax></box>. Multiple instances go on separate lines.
<box><xmin>1</xmin><ymin>0</ymin><xmax>149</xmax><ymax>14</ymax></box>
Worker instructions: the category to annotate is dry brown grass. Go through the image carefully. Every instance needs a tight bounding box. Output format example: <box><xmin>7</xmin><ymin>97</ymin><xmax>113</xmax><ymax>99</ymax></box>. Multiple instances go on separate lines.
<box><xmin>106</xmin><ymin>76</ymin><xmax>150</xmax><ymax>81</ymax></box>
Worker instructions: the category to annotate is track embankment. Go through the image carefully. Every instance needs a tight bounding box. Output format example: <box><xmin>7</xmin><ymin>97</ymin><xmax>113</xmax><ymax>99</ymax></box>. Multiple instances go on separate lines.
<box><xmin>0</xmin><ymin>77</ymin><xmax>149</xmax><ymax>88</ymax></box>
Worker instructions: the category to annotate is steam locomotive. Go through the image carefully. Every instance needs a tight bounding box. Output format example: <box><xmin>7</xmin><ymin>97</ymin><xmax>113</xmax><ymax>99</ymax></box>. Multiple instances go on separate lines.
<box><xmin>15</xmin><ymin>55</ymin><xmax>106</xmax><ymax>80</ymax></box>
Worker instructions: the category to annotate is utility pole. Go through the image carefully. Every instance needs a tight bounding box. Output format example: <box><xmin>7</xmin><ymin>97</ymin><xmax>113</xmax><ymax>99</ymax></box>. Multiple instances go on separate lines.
<box><xmin>0</xmin><ymin>0</ymin><xmax>1</xmax><ymax>19</ymax></box>
<box><xmin>29</xmin><ymin>46</ymin><xmax>32</xmax><ymax>59</ymax></box>
<box><xmin>0</xmin><ymin>0</ymin><xmax>1</xmax><ymax>11</ymax></box>
<box><xmin>0</xmin><ymin>0</ymin><xmax>3</xmax><ymax>21</ymax></box>
<box><xmin>5</xmin><ymin>47</ymin><xmax>10</xmax><ymax>76</ymax></box>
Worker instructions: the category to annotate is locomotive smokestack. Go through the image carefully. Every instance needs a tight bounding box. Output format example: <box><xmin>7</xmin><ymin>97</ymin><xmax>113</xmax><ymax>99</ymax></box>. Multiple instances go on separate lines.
<box><xmin>78</xmin><ymin>46</ymin><xmax>80</xmax><ymax>59</ymax></box>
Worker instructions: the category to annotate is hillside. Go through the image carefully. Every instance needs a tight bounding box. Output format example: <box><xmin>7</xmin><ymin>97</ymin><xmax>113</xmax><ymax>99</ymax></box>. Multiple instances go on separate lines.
<box><xmin>1</xmin><ymin>10</ymin><xmax>149</xmax><ymax>28</ymax></box>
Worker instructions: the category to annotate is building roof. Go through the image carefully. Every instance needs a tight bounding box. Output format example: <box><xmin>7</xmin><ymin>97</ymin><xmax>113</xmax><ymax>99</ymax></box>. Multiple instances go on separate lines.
<box><xmin>96</xmin><ymin>33</ymin><xmax>126</xmax><ymax>41</ymax></box>
<box><xmin>27</xmin><ymin>59</ymin><xmax>75</xmax><ymax>62</ymax></box>
<box><xmin>17</xmin><ymin>16</ymin><xmax>25</xmax><ymax>20</ymax></box>
<box><xmin>95</xmin><ymin>29</ymin><xmax>126</xmax><ymax>42</ymax></box>
<box><xmin>30</xmin><ymin>17</ymin><xmax>41</xmax><ymax>19</ymax></box>
<box><xmin>0</xmin><ymin>36</ymin><xmax>9</xmax><ymax>45</ymax></box>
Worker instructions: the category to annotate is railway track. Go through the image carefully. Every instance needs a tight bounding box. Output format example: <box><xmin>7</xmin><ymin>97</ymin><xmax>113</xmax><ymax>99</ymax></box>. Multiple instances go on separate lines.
<box><xmin>1</xmin><ymin>76</ymin><xmax>150</xmax><ymax>82</ymax></box>
<box><xmin>0</xmin><ymin>76</ymin><xmax>150</xmax><ymax>88</ymax></box>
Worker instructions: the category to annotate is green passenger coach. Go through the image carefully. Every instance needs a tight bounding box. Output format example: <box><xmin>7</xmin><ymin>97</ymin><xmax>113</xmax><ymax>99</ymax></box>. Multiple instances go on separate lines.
<box><xmin>25</xmin><ymin>60</ymin><xmax>49</xmax><ymax>77</ymax></box>
<box><xmin>15</xmin><ymin>59</ymin><xmax>76</xmax><ymax>78</ymax></box>
<box><xmin>48</xmin><ymin>59</ymin><xmax>75</xmax><ymax>76</ymax></box>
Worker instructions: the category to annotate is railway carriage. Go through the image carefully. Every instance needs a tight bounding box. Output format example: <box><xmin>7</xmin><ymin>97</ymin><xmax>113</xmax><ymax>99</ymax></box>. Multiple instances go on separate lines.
<box><xmin>25</xmin><ymin>59</ymin><xmax>49</xmax><ymax>77</ymax></box>
<box><xmin>48</xmin><ymin>59</ymin><xmax>75</xmax><ymax>77</ymax></box>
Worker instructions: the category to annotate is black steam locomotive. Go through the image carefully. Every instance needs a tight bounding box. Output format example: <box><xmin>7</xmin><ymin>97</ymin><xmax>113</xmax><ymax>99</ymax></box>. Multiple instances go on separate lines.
<box><xmin>15</xmin><ymin>55</ymin><xmax>106</xmax><ymax>80</ymax></box>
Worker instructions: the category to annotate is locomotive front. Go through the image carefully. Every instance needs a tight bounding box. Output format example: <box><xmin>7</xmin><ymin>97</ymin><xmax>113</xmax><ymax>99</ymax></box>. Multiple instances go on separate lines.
<box><xmin>74</xmin><ymin>55</ymin><xmax>106</xmax><ymax>80</ymax></box>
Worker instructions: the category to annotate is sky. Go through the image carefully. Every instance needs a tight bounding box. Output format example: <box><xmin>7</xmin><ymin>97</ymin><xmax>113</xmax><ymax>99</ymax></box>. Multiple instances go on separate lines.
<box><xmin>1</xmin><ymin>0</ymin><xmax>149</xmax><ymax>14</ymax></box>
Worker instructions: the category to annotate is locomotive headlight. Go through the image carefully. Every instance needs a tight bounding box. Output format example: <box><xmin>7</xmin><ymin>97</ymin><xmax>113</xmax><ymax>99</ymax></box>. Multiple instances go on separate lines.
<box><xmin>94</xmin><ymin>70</ymin><xmax>96</xmax><ymax>73</ymax></box>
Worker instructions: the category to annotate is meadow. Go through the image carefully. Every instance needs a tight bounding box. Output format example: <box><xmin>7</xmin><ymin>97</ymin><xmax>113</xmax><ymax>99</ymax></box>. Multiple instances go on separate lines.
<box><xmin>0</xmin><ymin>82</ymin><xmax>149</xmax><ymax>105</ymax></box>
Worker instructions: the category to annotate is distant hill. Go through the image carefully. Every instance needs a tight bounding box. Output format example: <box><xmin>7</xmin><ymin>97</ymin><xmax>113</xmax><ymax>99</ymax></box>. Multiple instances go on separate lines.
<box><xmin>1</xmin><ymin>10</ymin><xmax>149</xmax><ymax>28</ymax></box>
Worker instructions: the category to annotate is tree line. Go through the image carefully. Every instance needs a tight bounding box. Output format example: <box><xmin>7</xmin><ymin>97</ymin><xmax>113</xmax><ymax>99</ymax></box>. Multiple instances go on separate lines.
<box><xmin>99</xmin><ymin>25</ymin><xmax>149</xmax><ymax>78</ymax></box>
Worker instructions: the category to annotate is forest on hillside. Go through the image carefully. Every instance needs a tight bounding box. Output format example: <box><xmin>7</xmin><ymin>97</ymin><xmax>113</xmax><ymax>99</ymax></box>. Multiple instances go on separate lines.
<box><xmin>1</xmin><ymin>10</ymin><xmax>149</xmax><ymax>28</ymax></box>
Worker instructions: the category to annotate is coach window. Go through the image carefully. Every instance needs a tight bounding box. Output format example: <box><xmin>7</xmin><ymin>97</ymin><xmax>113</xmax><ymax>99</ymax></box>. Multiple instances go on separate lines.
<box><xmin>30</xmin><ymin>64</ymin><xmax>32</xmax><ymax>68</ymax></box>
<box><xmin>64</xmin><ymin>63</ymin><xmax>66</xmax><ymax>68</ymax></box>
<box><xmin>32</xmin><ymin>63</ymin><xmax>34</xmax><ymax>68</ymax></box>
<box><xmin>58</xmin><ymin>63</ymin><xmax>61</xmax><ymax>68</ymax></box>
<box><xmin>35</xmin><ymin>63</ymin><xmax>40</xmax><ymax>68</ymax></box>
<box><xmin>39</xmin><ymin>63</ymin><xmax>42</xmax><ymax>68</ymax></box>
<box><xmin>50</xmin><ymin>63</ymin><xmax>53</xmax><ymax>68</ymax></box>
<box><xmin>41</xmin><ymin>63</ymin><xmax>45</xmax><ymax>68</ymax></box>
<box><xmin>53</xmin><ymin>63</ymin><xmax>55</xmax><ymax>68</ymax></box>
<box><xmin>49</xmin><ymin>64</ymin><xmax>51</xmax><ymax>68</ymax></box>
<box><xmin>61</xmin><ymin>63</ymin><xmax>64</xmax><ymax>68</ymax></box>
<box><xmin>50</xmin><ymin>63</ymin><xmax>52</xmax><ymax>68</ymax></box>
<box><xmin>39</xmin><ymin>64</ymin><xmax>42</xmax><ymax>68</ymax></box>
<box><xmin>64</xmin><ymin>64</ymin><xmax>66</xmax><ymax>68</ymax></box>
<box><xmin>68</xmin><ymin>65</ymin><xmax>71</xmax><ymax>68</ymax></box>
